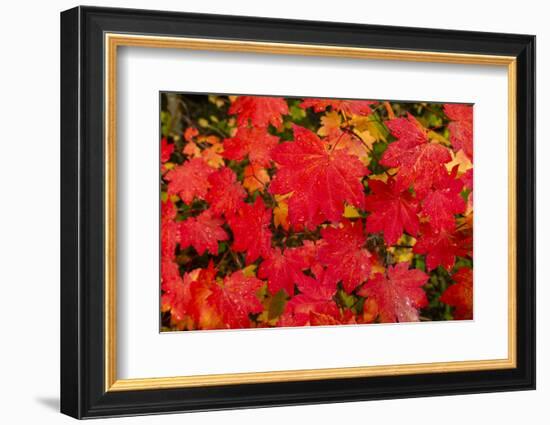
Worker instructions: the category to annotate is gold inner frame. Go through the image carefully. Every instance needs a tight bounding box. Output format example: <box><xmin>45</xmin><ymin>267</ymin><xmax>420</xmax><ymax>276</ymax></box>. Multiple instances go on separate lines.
<box><xmin>104</xmin><ymin>33</ymin><xmax>517</xmax><ymax>392</ymax></box>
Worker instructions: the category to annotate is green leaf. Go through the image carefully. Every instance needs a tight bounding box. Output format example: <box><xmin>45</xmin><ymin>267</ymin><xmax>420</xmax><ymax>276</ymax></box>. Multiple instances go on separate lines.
<box><xmin>289</xmin><ymin>104</ymin><xmax>306</xmax><ymax>121</ymax></box>
<box><xmin>366</xmin><ymin>119</ymin><xmax>390</xmax><ymax>142</ymax></box>
<box><xmin>268</xmin><ymin>290</ymin><xmax>288</xmax><ymax>320</ymax></box>
<box><xmin>460</xmin><ymin>188</ymin><xmax>471</xmax><ymax>203</ymax></box>
<box><xmin>336</xmin><ymin>288</ymin><xmax>356</xmax><ymax>309</ymax></box>
<box><xmin>413</xmin><ymin>254</ymin><xmax>426</xmax><ymax>272</ymax></box>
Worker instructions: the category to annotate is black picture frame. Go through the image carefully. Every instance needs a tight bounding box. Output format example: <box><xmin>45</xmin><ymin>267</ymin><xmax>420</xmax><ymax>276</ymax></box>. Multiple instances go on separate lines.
<box><xmin>61</xmin><ymin>5</ymin><xmax>535</xmax><ymax>419</ymax></box>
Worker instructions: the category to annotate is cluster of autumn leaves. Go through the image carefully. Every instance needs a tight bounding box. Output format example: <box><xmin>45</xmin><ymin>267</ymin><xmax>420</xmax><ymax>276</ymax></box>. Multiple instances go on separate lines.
<box><xmin>160</xmin><ymin>94</ymin><xmax>474</xmax><ymax>331</ymax></box>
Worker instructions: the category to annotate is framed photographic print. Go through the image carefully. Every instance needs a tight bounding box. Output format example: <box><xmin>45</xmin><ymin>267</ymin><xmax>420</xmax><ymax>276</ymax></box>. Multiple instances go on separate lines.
<box><xmin>60</xmin><ymin>6</ymin><xmax>536</xmax><ymax>419</ymax></box>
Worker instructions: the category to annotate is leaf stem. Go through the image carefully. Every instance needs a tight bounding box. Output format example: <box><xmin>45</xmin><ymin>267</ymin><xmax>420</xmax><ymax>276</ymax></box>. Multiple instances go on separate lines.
<box><xmin>383</xmin><ymin>101</ymin><xmax>396</xmax><ymax>119</ymax></box>
<box><xmin>230</xmin><ymin>250</ymin><xmax>243</xmax><ymax>268</ymax></box>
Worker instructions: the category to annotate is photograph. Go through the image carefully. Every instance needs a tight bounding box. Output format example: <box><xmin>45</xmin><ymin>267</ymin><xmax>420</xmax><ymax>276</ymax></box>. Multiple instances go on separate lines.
<box><xmin>160</xmin><ymin>93</ymin><xmax>474</xmax><ymax>332</ymax></box>
<box><xmin>56</xmin><ymin>5</ymin><xmax>536</xmax><ymax>419</ymax></box>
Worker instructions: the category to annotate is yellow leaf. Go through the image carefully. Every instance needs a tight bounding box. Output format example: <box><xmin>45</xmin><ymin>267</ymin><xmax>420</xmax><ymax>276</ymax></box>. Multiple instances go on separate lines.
<box><xmin>393</xmin><ymin>249</ymin><xmax>414</xmax><ymax>263</ymax></box>
<box><xmin>243</xmin><ymin>164</ymin><xmax>270</xmax><ymax>193</ymax></box>
<box><xmin>274</xmin><ymin>194</ymin><xmax>290</xmax><ymax>231</ymax></box>
<box><xmin>370</xmin><ymin>260</ymin><xmax>386</xmax><ymax>277</ymax></box>
<box><xmin>366</xmin><ymin>121</ymin><xmax>387</xmax><ymax>143</ymax></box>
<box><xmin>387</xmin><ymin>234</ymin><xmax>416</xmax><ymax>263</ymax></box>
<box><xmin>202</xmin><ymin>143</ymin><xmax>225</xmax><ymax>168</ymax></box>
<box><xmin>446</xmin><ymin>149</ymin><xmax>473</xmax><ymax>175</ymax></box>
<box><xmin>318</xmin><ymin>111</ymin><xmax>342</xmax><ymax>137</ymax></box>
<box><xmin>349</xmin><ymin>115</ymin><xmax>387</xmax><ymax>143</ymax></box>
<box><xmin>163</xmin><ymin>162</ymin><xmax>176</xmax><ymax>170</ymax></box>
<box><xmin>398</xmin><ymin>234</ymin><xmax>416</xmax><ymax>246</ymax></box>
<box><xmin>242</xmin><ymin>264</ymin><xmax>257</xmax><ymax>277</ymax></box>
<box><xmin>354</xmin><ymin>128</ymin><xmax>376</xmax><ymax>149</ymax></box>
<box><xmin>343</xmin><ymin>204</ymin><xmax>361</xmax><ymax>218</ymax></box>
<box><xmin>349</xmin><ymin>115</ymin><xmax>370</xmax><ymax>131</ymax></box>
<box><xmin>368</xmin><ymin>173</ymin><xmax>389</xmax><ymax>183</ymax></box>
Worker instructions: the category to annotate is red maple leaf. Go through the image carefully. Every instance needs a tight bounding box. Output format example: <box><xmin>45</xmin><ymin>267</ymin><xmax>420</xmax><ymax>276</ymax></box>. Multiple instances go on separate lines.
<box><xmin>296</xmin><ymin>269</ymin><xmax>338</xmax><ymax>300</ymax></box>
<box><xmin>165</xmin><ymin>158</ymin><xmax>214</xmax><ymax>204</ymax></box>
<box><xmin>278</xmin><ymin>295</ymin><xmax>340</xmax><ymax>327</ymax></box>
<box><xmin>384</xmin><ymin>114</ymin><xmax>427</xmax><ymax>146</ymax></box>
<box><xmin>229</xmin><ymin>96</ymin><xmax>289</xmax><ymax>129</ymax></box>
<box><xmin>207</xmin><ymin>270</ymin><xmax>264</xmax><ymax>328</ymax></box>
<box><xmin>269</xmin><ymin>125</ymin><xmax>369</xmax><ymax>228</ymax></box>
<box><xmin>161</xmin><ymin>219</ymin><xmax>179</xmax><ymax>259</ymax></box>
<box><xmin>318</xmin><ymin>220</ymin><xmax>373</xmax><ymax>293</ymax></box>
<box><xmin>291</xmin><ymin>240</ymin><xmax>322</xmax><ymax>275</ymax></box>
<box><xmin>205</xmin><ymin>167</ymin><xmax>246</xmax><ymax>217</ymax></box>
<box><xmin>413</xmin><ymin>223</ymin><xmax>471</xmax><ymax>271</ymax></box>
<box><xmin>462</xmin><ymin>168</ymin><xmax>473</xmax><ymax>191</ymax></box>
<box><xmin>162</xmin><ymin>263</ymin><xmax>225</xmax><ymax>329</ymax></box>
<box><xmin>278</xmin><ymin>270</ymin><xmax>339</xmax><ymax>327</ymax></box>
<box><xmin>161</xmin><ymin>262</ymin><xmax>203</xmax><ymax>323</ymax></box>
<box><xmin>381</xmin><ymin>114</ymin><xmax>451</xmax><ymax>195</ymax></box>
<box><xmin>179</xmin><ymin>210</ymin><xmax>229</xmax><ymax>255</ymax></box>
<box><xmin>258</xmin><ymin>246</ymin><xmax>312</xmax><ymax>296</ymax></box>
<box><xmin>161</xmin><ymin>259</ymin><xmax>182</xmax><ymax>295</ymax></box>
<box><xmin>227</xmin><ymin>197</ymin><xmax>272</xmax><ymax>264</ymax></box>
<box><xmin>280</xmin><ymin>190</ymin><xmax>327</xmax><ymax>231</ymax></box>
<box><xmin>421</xmin><ymin>166</ymin><xmax>466</xmax><ymax>231</ymax></box>
<box><xmin>223</xmin><ymin>126</ymin><xmax>279</xmax><ymax>167</ymax></box>
<box><xmin>161</xmin><ymin>262</ymin><xmax>223</xmax><ymax>326</ymax></box>
<box><xmin>161</xmin><ymin>200</ymin><xmax>179</xmax><ymax>259</ymax></box>
<box><xmin>444</xmin><ymin>104</ymin><xmax>473</xmax><ymax>160</ymax></box>
<box><xmin>161</xmin><ymin>198</ymin><xmax>177</xmax><ymax>221</ymax></box>
<box><xmin>440</xmin><ymin>267</ymin><xmax>473</xmax><ymax>320</ymax></box>
<box><xmin>300</xmin><ymin>98</ymin><xmax>376</xmax><ymax>116</ymax></box>
<box><xmin>161</xmin><ymin>137</ymin><xmax>174</xmax><ymax>163</ymax></box>
<box><xmin>364</xmin><ymin>178</ymin><xmax>420</xmax><ymax>245</ymax></box>
<box><xmin>187</xmin><ymin>263</ymin><xmax>226</xmax><ymax>330</ymax></box>
<box><xmin>357</xmin><ymin>262</ymin><xmax>429</xmax><ymax>323</ymax></box>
